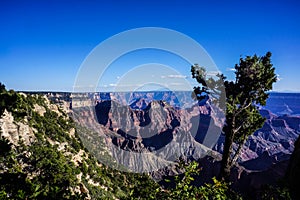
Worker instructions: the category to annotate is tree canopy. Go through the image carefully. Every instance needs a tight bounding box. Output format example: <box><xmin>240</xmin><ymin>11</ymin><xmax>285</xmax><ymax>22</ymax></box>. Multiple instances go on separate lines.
<box><xmin>191</xmin><ymin>52</ymin><xmax>277</xmax><ymax>180</ymax></box>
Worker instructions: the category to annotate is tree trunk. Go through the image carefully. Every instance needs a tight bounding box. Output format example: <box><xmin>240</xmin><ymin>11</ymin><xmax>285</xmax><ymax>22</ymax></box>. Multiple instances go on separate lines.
<box><xmin>219</xmin><ymin>130</ymin><xmax>234</xmax><ymax>181</ymax></box>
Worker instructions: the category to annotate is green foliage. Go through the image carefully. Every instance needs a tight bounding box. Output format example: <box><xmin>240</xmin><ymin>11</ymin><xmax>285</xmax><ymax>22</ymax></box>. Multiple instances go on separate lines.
<box><xmin>168</xmin><ymin>160</ymin><xmax>200</xmax><ymax>200</ymax></box>
<box><xmin>191</xmin><ymin>64</ymin><xmax>226</xmax><ymax>107</ymax></box>
<box><xmin>0</xmin><ymin>82</ymin><xmax>5</xmax><ymax>93</ymax></box>
<box><xmin>27</xmin><ymin>142</ymin><xmax>78</xmax><ymax>198</ymax></box>
<box><xmin>0</xmin><ymin>137</ymin><xmax>12</xmax><ymax>156</ymax></box>
<box><xmin>0</xmin><ymin>85</ymin><xmax>86</xmax><ymax>199</ymax></box>
<box><xmin>0</xmin><ymin>172</ymin><xmax>34</xmax><ymax>200</ymax></box>
<box><xmin>260</xmin><ymin>185</ymin><xmax>291</xmax><ymax>200</ymax></box>
<box><xmin>223</xmin><ymin>53</ymin><xmax>276</xmax><ymax>143</ymax></box>
<box><xmin>199</xmin><ymin>177</ymin><xmax>229</xmax><ymax>200</ymax></box>
<box><xmin>198</xmin><ymin>177</ymin><xmax>242</xmax><ymax>200</ymax></box>
<box><xmin>0</xmin><ymin>86</ymin><xmax>37</xmax><ymax>121</ymax></box>
<box><xmin>162</xmin><ymin>161</ymin><xmax>242</xmax><ymax>200</ymax></box>
<box><xmin>221</xmin><ymin>52</ymin><xmax>277</xmax><ymax>180</ymax></box>
<box><xmin>191</xmin><ymin>53</ymin><xmax>277</xmax><ymax>180</ymax></box>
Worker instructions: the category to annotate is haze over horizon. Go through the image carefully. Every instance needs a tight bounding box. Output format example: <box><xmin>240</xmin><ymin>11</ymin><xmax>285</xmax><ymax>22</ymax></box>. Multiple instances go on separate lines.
<box><xmin>1</xmin><ymin>0</ymin><xmax>300</xmax><ymax>92</ymax></box>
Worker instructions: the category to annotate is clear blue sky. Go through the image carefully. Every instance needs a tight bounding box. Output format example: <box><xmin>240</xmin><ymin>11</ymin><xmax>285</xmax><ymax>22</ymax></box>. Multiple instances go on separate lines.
<box><xmin>1</xmin><ymin>0</ymin><xmax>300</xmax><ymax>92</ymax></box>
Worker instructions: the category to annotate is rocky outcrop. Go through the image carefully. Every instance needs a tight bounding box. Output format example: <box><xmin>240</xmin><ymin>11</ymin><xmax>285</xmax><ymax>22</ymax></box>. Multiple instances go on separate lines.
<box><xmin>94</xmin><ymin>100</ymin><xmax>182</xmax><ymax>150</ymax></box>
<box><xmin>33</xmin><ymin>104</ymin><xmax>46</xmax><ymax>116</ymax></box>
<box><xmin>71</xmin><ymin>92</ymin><xmax>223</xmax><ymax>173</ymax></box>
<box><xmin>0</xmin><ymin>110</ymin><xmax>36</xmax><ymax>146</ymax></box>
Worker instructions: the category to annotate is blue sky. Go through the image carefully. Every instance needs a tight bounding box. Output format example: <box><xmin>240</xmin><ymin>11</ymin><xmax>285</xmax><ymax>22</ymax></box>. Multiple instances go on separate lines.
<box><xmin>0</xmin><ymin>0</ymin><xmax>300</xmax><ymax>92</ymax></box>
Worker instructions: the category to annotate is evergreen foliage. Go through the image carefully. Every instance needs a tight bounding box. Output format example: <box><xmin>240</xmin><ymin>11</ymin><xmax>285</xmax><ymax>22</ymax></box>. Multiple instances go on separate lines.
<box><xmin>191</xmin><ymin>52</ymin><xmax>277</xmax><ymax>180</ymax></box>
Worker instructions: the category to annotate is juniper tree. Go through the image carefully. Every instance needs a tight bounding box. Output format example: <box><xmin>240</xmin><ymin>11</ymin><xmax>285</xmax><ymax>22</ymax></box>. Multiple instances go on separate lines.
<box><xmin>191</xmin><ymin>52</ymin><xmax>277</xmax><ymax>181</ymax></box>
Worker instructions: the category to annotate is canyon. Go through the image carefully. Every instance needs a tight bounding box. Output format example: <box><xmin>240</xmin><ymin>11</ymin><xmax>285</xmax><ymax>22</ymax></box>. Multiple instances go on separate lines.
<box><xmin>70</xmin><ymin>91</ymin><xmax>300</xmax><ymax>182</ymax></box>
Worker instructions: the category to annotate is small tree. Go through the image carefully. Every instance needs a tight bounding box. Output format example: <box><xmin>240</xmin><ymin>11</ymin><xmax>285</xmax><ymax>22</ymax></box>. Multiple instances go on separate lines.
<box><xmin>191</xmin><ymin>52</ymin><xmax>277</xmax><ymax>181</ymax></box>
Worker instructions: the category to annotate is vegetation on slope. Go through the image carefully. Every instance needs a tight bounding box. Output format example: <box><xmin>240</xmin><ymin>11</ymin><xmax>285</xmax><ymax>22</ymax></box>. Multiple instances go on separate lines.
<box><xmin>0</xmin><ymin>83</ymin><xmax>160</xmax><ymax>199</ymax></box>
